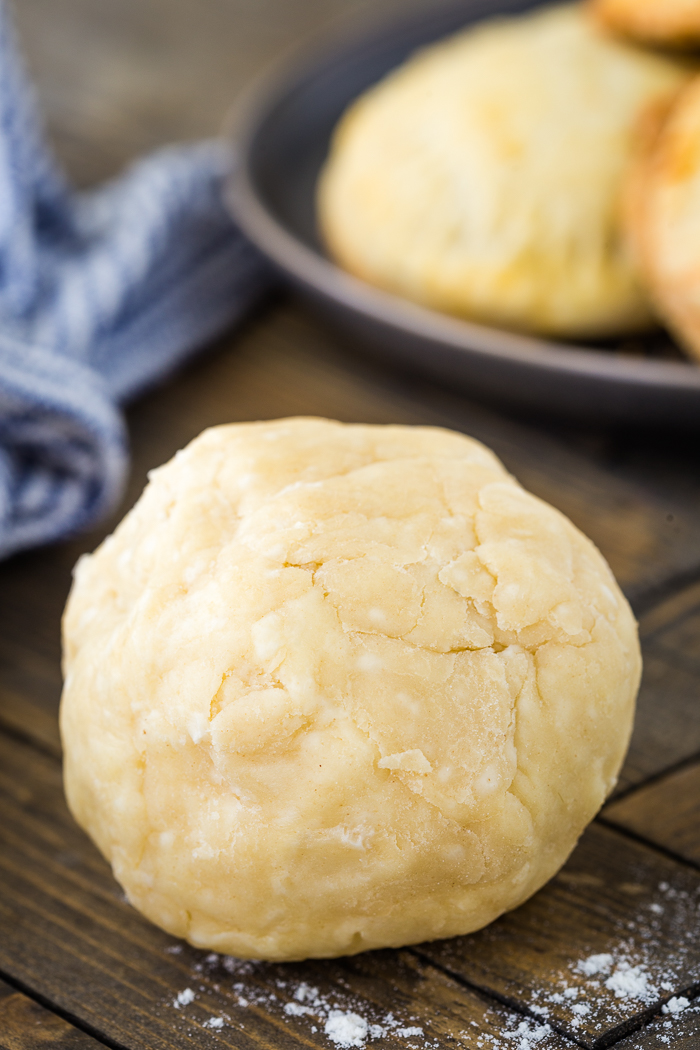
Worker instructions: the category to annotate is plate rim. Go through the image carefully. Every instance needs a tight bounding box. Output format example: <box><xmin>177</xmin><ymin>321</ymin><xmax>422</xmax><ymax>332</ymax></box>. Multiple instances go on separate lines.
<box><xmin>225</xmin><ymin>0</ymin><xmax>700</xmax><ymax>398</ymax></box>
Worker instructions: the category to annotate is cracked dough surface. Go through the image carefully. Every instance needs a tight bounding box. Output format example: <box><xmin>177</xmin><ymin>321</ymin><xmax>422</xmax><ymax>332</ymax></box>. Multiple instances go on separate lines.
<box><xmin>60</xmin><ymin>418</ymin><xmax>641</xmax><ymax>961</ymax></box>
<box><xmin>318</xmin><ymin>3</ymin><xmax>691</xmax><ymax>338</ymax></box>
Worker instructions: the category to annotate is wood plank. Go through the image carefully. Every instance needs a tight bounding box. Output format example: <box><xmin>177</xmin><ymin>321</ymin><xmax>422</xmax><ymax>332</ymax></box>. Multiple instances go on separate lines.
<box><xmin>1</xmin><ymin>727</ymin><xmax>698</xmax><ymax>1050</ymax></box>
<box><xmin>416</xmin><ymin>823</ymin><xmax>700</xmax><ymax>1048</ymax></box>
<box><xmin>0</xmin><ymin>727</ymin><xmax>577</xmax><ymax>1050</ymax></box>
<box><xmin>614</xmin><ymin>584</ymin><xmax>700</xmax><ymax>794</ymax></box>
<box><xmin>615</xmin><ymin>996</ymin><xmax>700</xmax><ymax>1049</ymax></box>
<box><xmin>637</xmin><ymin>579</ymin><xmax>700</xmax><ymax>643</ymax></box>
<box><xmin>646</xmin><ymin>608</ymin><xmax>700</xmax><ymax>679</ymax></box>
<box><xmin>0</xmin><ymin>978</ymin><xmax>104</xmax><ymax>1050</ymax></box>
<box><xmin>605</xmin><ymin>763</ymin><xmax>700</xmax><ymax>868</ymax></box>
<box><xmin>616</xmin><ymin>650</ymin><xmax>700</xmax><ymax>796</ymax></box>
<box><xmin>13</xmin><ymin>0</ymin><xmax>412</xmax><ymax>187</ymax></box>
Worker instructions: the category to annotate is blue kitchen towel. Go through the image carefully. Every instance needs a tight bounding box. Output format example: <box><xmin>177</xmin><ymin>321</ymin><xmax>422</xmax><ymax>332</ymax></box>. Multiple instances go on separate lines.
<box><xmin>0</xmin><ymin>0</ymin><xmax>274</xmax><ymax>560</ymax></box>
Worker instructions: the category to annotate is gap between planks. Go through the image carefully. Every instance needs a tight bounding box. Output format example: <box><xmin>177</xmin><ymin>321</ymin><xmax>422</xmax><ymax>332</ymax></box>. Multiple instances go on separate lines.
<box><xmin>0</xmin><ymin>974</ymin><xmax>120</xmax><ymax>1050</ymax></box>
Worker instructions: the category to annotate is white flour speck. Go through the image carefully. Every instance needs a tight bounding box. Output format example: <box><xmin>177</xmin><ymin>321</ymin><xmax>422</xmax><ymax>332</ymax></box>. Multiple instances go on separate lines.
<box><xmin>662</xmin><ymin>996</ymin><xmax>690</xmax><ymax>1015</ymax></box>
<box><xmin>501</xmin><ymin>1018</ymin><xmax>552</xmax><ymax>1048</ymax></box>
<box><xmin>576</xmin><ymin>952</ymin><xmax>613</xmax><ymax>976</ymax></box>
<box><xmin>294</xmin><ymin>982</ymin><xmax>319</xmax><ymax>1003</ymax></box>
<box><xmin>285</xmin><ymin>1002</ymin><xmax>314</xmax><ymax>1017</ymax></box>
<box><xmin>604</xmin><ymin>963</ymin><xmax>653</xmax><ymax>1001</ymax></box>
<box><xmin>202</xmin><ymin>1017</ymin><xmax>225</xmax><ymax>1029</ymax></box>
<box><xmin>174</xmin><ymin>988</ymin><xmax>195</xmax><ymax>1008</ymax></box>
<box><xmin>325</xmin><ymin>1010</ymin><xmax>369</xmax><ymax>1047</ymax></box>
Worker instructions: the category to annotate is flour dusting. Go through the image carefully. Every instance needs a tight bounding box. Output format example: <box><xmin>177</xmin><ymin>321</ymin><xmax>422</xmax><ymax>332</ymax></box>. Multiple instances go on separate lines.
<box><xmin>173</xmin><ymin>987</ymin><xmax>195</xmax><ymax>1008</ymax></box>
<box><xmin>662</xmin><ymin>996</ymin><xmax>689</xmax><ymax>1015</ymax></box>
<box><xmin>164</xmin><ymin>875</ymin><xmax>700</xmax><ymax>1046</ymax></box>
<box><xmin>324</xmin><ymin>1010</ymin><xmax>369</xmax><ymax>1047</ymax></box>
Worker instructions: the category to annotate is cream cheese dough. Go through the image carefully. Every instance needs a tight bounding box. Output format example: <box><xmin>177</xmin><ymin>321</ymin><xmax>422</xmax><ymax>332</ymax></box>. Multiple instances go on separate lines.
<box><xmin>60</xmin><ymin>418</ymin><xmax>641</xmax><ymax>960</ymax></box>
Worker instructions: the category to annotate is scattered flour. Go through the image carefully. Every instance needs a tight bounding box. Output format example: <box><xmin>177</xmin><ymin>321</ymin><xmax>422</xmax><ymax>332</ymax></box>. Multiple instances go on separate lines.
<box><xmin>173</xmin><ymin>988</ymin><xmax>195</xmax><ymax>1008</ymax></box>
<box><xmin>604</xmin><ymin>963</ymin><xmax>652</xmax><ymax>1000</ymax></box>
<box><xmin>273</xmin><ymin>983</ymin><xmax>426</xmax><ymax>1047</ymax></box>
<box><xmin>521</xmin><ymin>876</ymin><xmax>700</xmax><ymax>1038</ymax></box>
<box><xmin>324</xmin><ymin>1010</ymin><xmax>369</xmax><ymax>1047</ymax></box>
<box><xmin>576</xmin><ymin>953</ymin><xmax>613</xmax><ymax>977</ymax></box>
<box><xmin>284</xmin><ymin>1002</ymin><xmax>315</xmax><ymax>1017</ymax></box>
<box><xmin>170</xmin><ymin>957</ymin><xmax>432</xmax><ymax>1046</ymax></box>
<box><xmin>459</xmin><ymin>1016</ymin><xmax>553</xmax><ymax>1050</ymax></box>
<box><xmin>164</xmin><ymin>873</ymin><xmax>700</xmax><ymax>1046</ymax></box>
<box><xmin>662</xmin><ymin>996</ymin><xmax>690</xmax><ymax>1015</ymax></box>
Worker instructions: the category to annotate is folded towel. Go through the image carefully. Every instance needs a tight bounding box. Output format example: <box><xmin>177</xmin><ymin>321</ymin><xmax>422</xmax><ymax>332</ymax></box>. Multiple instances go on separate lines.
<box><xmin>0</xmin><ymin>0</ymin><xmax>274</xmax><ymax>560</ymax></box>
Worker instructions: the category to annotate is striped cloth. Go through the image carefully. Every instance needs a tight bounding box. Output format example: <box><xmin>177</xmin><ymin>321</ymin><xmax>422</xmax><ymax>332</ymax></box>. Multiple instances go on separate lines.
<box><xmin>0</xmin><ymin>1</ymin><xmax>273</xmax><ymax>560</ymax></box>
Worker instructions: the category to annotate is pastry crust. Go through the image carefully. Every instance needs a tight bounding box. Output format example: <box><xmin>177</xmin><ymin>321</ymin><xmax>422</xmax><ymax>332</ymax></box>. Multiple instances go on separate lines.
<box><xmin>592</xmin><ymin>0</ymin><xmax>700</xmax><ymax>47</ymax></box>
<box><xmin>319</xmin><ymin>3</ymin><xmax>691</xmax><ymax>338</ymax></box>
<box><xmin>61</xmin><ymin>418</ymin><xmax>641</xmax><ymax>961</ymax></box>
<box><xmin>627</xmin><ymin>75</ymin><xmax>700</xmax><ymax>362</ymax></box>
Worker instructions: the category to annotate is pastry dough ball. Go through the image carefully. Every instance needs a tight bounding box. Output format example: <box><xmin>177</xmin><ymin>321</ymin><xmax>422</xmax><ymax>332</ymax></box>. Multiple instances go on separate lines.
<box><xmin>592</xmin><ymin>0</ymin><xmax>700</xmax><ymax>47</ymax></box>
<box><xmin>319</xmin><ymin>3</ymin><xmax>691</xmax><ymax>338</ymax></box>
<box><xmin>625</xmin><ymin>76</ymin><xmax>700</xmax><ymax>362</ymax></box>
<box><xmin>60</xmin><ymin>418</ymin><xmax>640</xmax><ymax>961</ymax></box>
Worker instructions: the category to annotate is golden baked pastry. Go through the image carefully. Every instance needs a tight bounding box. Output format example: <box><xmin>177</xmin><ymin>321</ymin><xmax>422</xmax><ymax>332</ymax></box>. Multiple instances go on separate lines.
<box><xmin>319</xmin><ymin>3</ymin><xmax>691</xmax><ymax>338</ymax></box>
<box><xmin>626</xmin><ymin>76</ymin><xmax>700</xmax><ymax>362</ymax></box>
<box><xmin>592</xmin><ymin>0</ymin><xmax>700</xmax><ymax>47</ymax></box>
<box><xmin>61</xmin><ymin>418</ymin><xmax>640</xmax><ymax>961</ymax></box>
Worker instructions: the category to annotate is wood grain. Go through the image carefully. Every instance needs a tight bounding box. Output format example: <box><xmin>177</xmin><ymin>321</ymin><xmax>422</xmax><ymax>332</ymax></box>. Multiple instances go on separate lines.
<box><xmin>615</xmin><ymin>998</ymin><xmax>700</xmax><ymax>1049</ymax></box>
<box><xmin>605</xmin><ymin>763</ymin><xmax>700</xmax><ymax>868</ymax></box>
<box><xmin>616</xmin><ymin>648</ymin><xmax>700</xmax><ymax>795</ymax></box>
<box><xmin>12</xmin><ymin>0</ymin><xmax>412</xmax><ymax>187</ymax></box>
<box><xmin>0</xmin><ymin>978</ymin><xmax>103</xmax><ymax>1050</ymax></box>
<box><xmin>637</xmin><ymin>579</ymin><xmax>700</xmax><ymax>642</ymax></box>
<box><xmin>614</xmin><ymin>581</ymin><xmax>700</xmax><ymax>794</ymax></box>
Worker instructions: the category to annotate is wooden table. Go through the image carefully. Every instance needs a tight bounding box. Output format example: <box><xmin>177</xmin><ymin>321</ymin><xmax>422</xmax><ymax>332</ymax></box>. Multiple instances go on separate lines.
<box><xmin>2</xmin><ymin>1</ymin><xmax>700</xmax><ymax>1047</ymax></box>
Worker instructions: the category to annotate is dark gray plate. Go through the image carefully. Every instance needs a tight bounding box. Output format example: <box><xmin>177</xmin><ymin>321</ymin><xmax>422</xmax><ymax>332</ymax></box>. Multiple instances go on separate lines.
<box><xmin>226</xmin><ymin>0</ymin><xmax>700</xmax><ymax>426</ymax></box>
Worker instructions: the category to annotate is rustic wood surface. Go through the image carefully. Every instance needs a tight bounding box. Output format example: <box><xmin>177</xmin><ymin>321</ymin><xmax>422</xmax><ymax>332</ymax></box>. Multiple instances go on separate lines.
<box><xmin>605</xmin><ymin>763</ymin><xmax>700</xmax><ymax>866</ymax></box>
<box><xmin>2</xmin><ymin>0</ymin><xmax>700</xmax><ymax>1047</ymax></box>
<box><xmin>0</xmin><ymin>978</ymin><xmax>102</xmax><ymax>1050</ymax></box>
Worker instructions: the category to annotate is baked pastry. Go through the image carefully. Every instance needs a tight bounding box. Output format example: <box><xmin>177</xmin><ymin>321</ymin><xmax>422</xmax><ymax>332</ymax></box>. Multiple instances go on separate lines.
<box><xmin>625</xmin><ymin>76</ymin><xmax>700</xmax><ymax>362</ymax></box>
<box><xmin>318</xmin><ymin>3</ymin><xmax>691</xmax><ymax>338</ymax></box>
<box><xmin>61</xmin><ymin>418</ymin><xmax>641</xmax><ymax>961</ymax></box>
<box><xmin>592</xmin><ymin>0</ymin><xmax>700</xmax><ymax>47</ymax></box>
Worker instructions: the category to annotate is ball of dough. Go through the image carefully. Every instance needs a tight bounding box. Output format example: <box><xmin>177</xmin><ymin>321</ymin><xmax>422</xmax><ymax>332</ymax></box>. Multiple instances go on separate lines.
<box><xmin>592</xmin><ymin>0</ymin><xmax>700</xmax><ymax>48</ymax></box>
<box><xmin>60</xmin><ymin>418</ymin><xmax>641</xmax><ymax>961</ymax></box>
<box><xmin>318</xmin><ymin>3</ymin><xmax>691</xmax><ymax>338</ymax></box>
<box><xmin>624</xmin><ymin>76</ymin><xmax>700</xmax><ymax>362</ymax></box>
